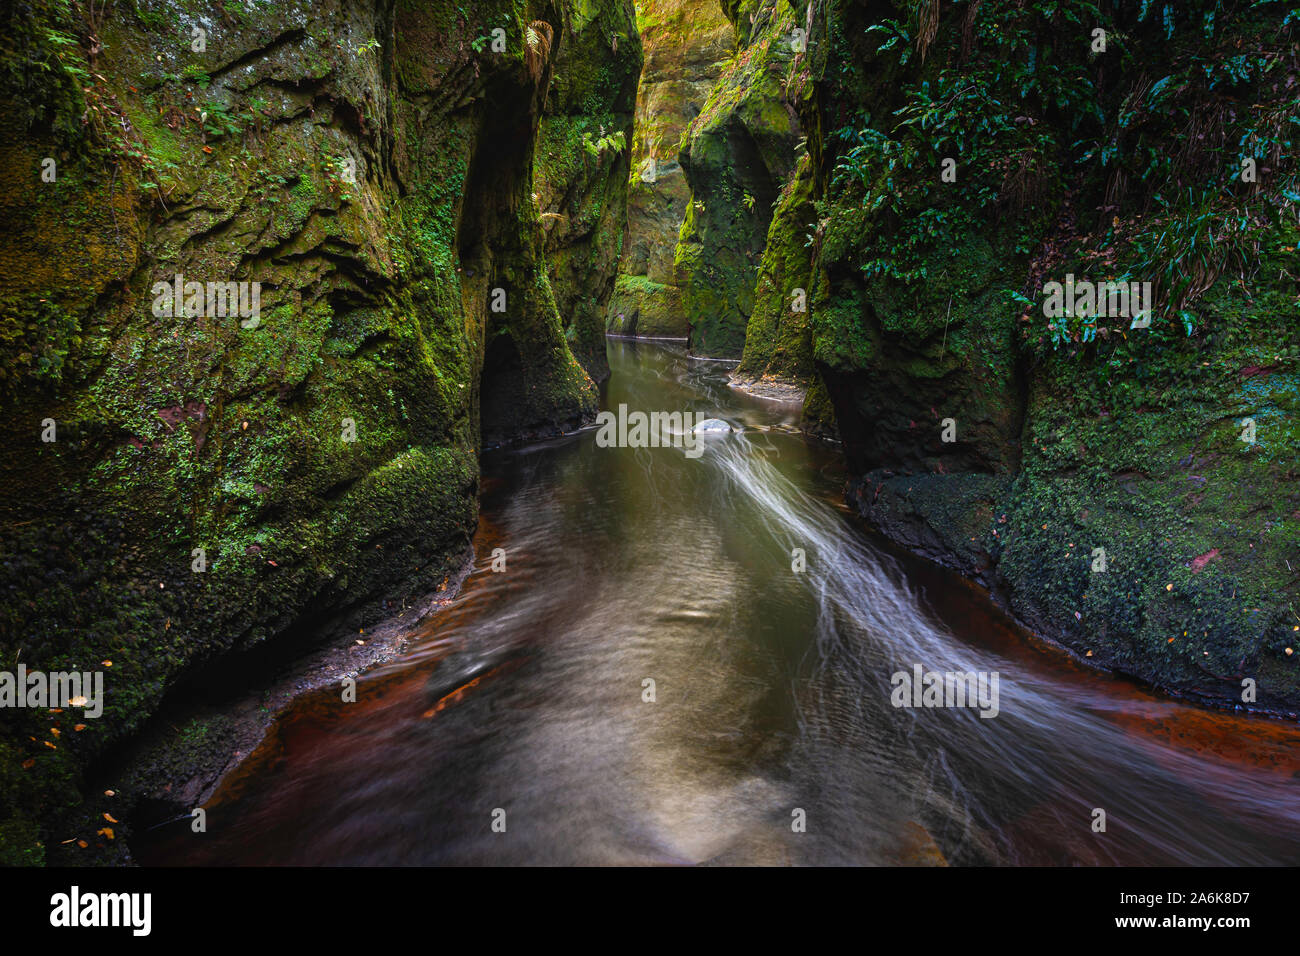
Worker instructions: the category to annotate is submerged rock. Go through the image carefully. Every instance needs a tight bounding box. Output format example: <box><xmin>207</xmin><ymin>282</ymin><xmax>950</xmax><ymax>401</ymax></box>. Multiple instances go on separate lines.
<box><xmin>692</xmin><ymin>418</ymin><xmax>733</xmax><ymax>434</ymax></box>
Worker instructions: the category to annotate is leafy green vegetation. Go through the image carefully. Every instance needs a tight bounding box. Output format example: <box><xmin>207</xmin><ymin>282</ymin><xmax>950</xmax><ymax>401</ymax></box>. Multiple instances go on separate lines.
<box><xmin>581</xmin><ymin>127</ymin><xmax>627</xmax><ymax>160</ymax></box>
<box><xmin>824</xmin><ymin>0</ymin><xmax>1298</xmax><ymax>349</ymax></box>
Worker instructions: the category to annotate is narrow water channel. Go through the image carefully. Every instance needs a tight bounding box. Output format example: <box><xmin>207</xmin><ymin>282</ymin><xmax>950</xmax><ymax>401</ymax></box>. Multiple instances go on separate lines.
<box><xmin>138</xmin><ymin>339</ymin><xmax>1300</xmax><ymax>866</ymax></box>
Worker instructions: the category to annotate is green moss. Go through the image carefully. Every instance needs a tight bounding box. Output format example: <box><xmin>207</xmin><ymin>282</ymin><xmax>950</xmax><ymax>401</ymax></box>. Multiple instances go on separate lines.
<box><xmin>780</xmin><ymin>0</ymin><xmax>1300</xmax><ymax>712</ymax></box>
<box><xmin>607</xmin><ymin>273</ymin><xmax>686</xmax><ymax>337</ymax></box>
<box><xmin>736</xmin><ymin>155</ymin><xmax>817</xmax><ymax>383</ymax></box>
<box><xmin>672</xmin><ymin>0</ymin><xmax>799</xmax><ymax>357</ymax></box>
<box><xmin>0</xmin><ymin>0</ymin><xmax>633</xmax><ymax>863</ymax></box>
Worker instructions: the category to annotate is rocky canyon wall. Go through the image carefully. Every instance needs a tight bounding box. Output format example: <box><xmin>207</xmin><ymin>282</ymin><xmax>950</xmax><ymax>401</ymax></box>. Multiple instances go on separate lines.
<box><xmin>0</xmin><ymin>0</ymin><xmax>639</xmax><ymax>864</ymax></box>
<box><xmin>659</xmin><ymin>0</ymin><xmax>1300</xmax><ymax>713</ymax></box>
<box><xmin>607</xmin><ymin>0</ymin><xmax>733</xmax><ymax>340</ymax></box>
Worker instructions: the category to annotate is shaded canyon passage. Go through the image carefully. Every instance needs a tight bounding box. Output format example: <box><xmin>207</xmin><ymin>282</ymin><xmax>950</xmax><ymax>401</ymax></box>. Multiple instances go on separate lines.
<box><xmin>138</xmin><ymin>340</ymin><xmax>1300</xmax><ymax>865</ymax></box>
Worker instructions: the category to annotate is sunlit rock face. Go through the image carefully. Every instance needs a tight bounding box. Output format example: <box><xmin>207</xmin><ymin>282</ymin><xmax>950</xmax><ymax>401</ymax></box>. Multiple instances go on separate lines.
<box><xmin>607</xmin><ymin>0</ymin><xmax>732</xmax><ymax>340</ymax></box>
<box><xmin>0</xmin><ymin>0</ymin><xmax>636</xmax><ymax>863</ymax></box>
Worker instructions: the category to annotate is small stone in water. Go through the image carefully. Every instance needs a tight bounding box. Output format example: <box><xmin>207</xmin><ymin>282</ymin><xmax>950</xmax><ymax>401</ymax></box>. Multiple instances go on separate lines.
<box><xmin>693</xmin><ymin>418</ymin><xmax>732</xmax><ymax>434</ymax></box>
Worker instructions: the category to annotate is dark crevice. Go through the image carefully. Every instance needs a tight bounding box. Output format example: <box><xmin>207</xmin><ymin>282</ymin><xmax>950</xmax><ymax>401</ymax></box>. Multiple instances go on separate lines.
<box><xmin>209</xmin><ymin>29</ymin><xmax>310</xmax><ymax>85</ymax></box>
<box><xmin>480</xmin><ymin>332</ymin><xmax>526</xmax><ymax>447</ymax></box>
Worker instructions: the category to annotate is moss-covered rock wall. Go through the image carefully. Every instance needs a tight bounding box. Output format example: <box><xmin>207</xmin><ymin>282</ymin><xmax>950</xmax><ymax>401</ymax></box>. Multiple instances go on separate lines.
<box><xmin>606</xmin><ymin>0</ymin><xmax>732</xmax><ymax>340</ymax></box>
<box><xmin>677</xmin><ymin>0</ymin><xmax>1300</xmax><ymax>713</ymax></box>
<box><xmin>671</xmin><ymin>0</ymin><xmax>802</xmax><ymax>357</ymax></box>
<box><xmin>0</xmin><ymin>0</ymin><xmax>636</xmax><ymax>864</ymax></box>
<box><xmin>536</xmin><ymin>0</ymin><xmax>643</xmax><ymax>380</ymax></box>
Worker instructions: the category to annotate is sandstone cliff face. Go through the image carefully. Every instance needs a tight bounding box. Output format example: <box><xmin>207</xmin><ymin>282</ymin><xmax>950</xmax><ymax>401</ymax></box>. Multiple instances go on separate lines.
<box><xmin>606</xmin><ymin>0</ymin><xmax>732</xmax><ymax>340</ymax></box>
<box><xmin>0</xmin><ymin>0</ymin><xmax>637</xmax><ymax>864</ymax></box>
<box><xmin>671</xmin><ymin>0</ymin><xmax>1300</xmax><ymax>713</ymax></box>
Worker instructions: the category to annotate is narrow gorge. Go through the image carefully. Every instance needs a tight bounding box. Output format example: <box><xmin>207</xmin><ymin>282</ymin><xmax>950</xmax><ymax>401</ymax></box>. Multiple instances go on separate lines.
<box><xmin>0</xmin><ymin>0</ymin><xmax>1297</xmax><ymax>869</ymax></box>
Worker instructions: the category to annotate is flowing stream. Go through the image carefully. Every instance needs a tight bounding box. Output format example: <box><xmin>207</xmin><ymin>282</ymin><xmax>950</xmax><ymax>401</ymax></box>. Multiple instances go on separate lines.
<box><xmin>138</xmin><ymin>340</ymin><xmax>1300</xmax><ymax>865</ymax></box>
